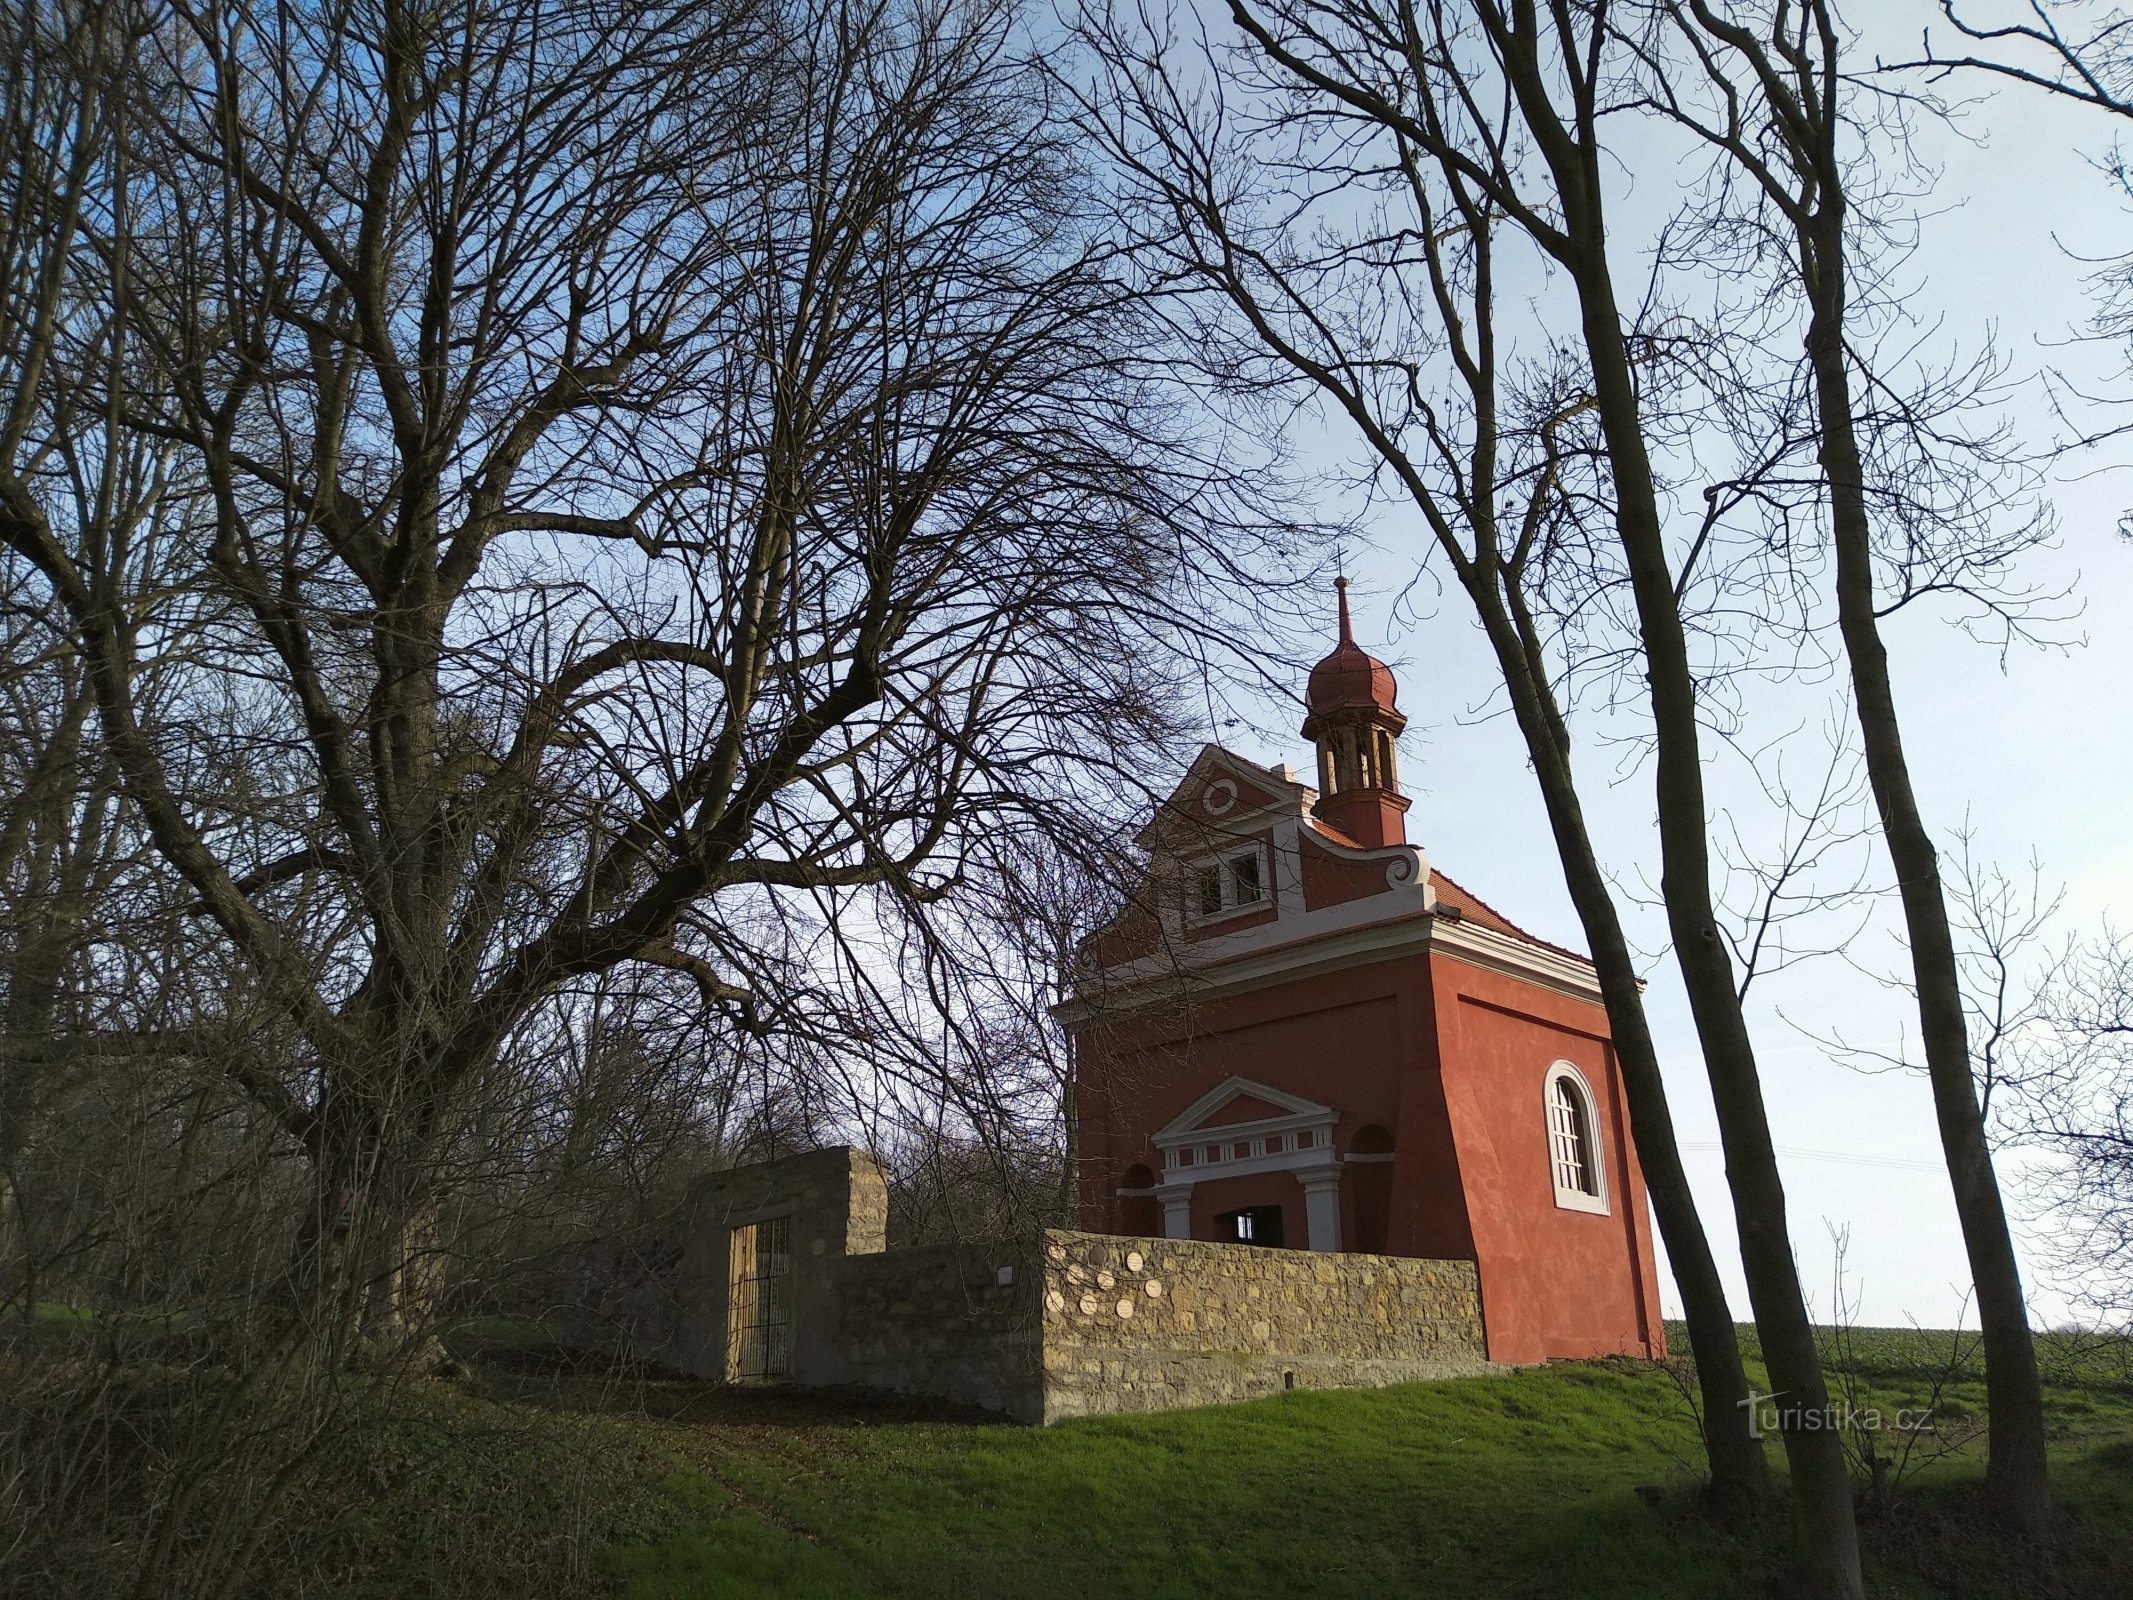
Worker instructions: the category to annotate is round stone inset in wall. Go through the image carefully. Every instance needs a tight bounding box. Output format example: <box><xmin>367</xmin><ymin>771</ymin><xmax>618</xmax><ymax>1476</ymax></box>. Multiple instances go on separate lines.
<box><xmin>1116</xmin><ymin>1298</ymin><xmax>1135</xmax><ymax>1319</ymax></box>
<box><xmin>1078</xmin><ymin>1294</ymin><xmax>1099</xmax><ymax>1316</ymax></box>
<box><xmin>1045</xmin><ymin>1290</ymin><xmax>1066</xmax><ymax>1316</ymax></box>
<box><xmin>1097</xmin><ymin>1271</ymin><xmax>1116</xmax><ymax>1291</ymax></box>
<box><xmin>1125</xmin><ymin>1251</ymin><xmax>1144</xmax><ymax>1273</ymax></box>
<box><xmin>1145</xmin><ymin>1279</ymin><xmax>1164</xmax><ymax>1298</ymax></box>
<box><xmin>1047</xmin><ymin>1243</ymin><xmax>1067</xmax><ymax>1262</ymax></box>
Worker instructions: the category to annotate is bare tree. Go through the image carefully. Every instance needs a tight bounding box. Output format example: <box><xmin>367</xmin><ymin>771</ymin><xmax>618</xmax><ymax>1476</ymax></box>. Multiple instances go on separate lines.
<box><xmin>0</xmin><ymin>0</ymin><xmax>217</xmax><ymax>1320</ymax></box>
<box><xmin>2021</xmin><ymin>926</ymin><xmax>2133</xmax><ymax>1321</ymax></box>
<box><xmin>1075</xmin><ymin>0</ymin><xmax>1778</xmax><ymax>1516</ymax></box>
<box><xmin>1932</xmin><ymin>844</ymin><xmax>2133</xmax><ymax>1331</ymax></box>
<box><xmin>1</xmin><ymin>0</ymin><xmax>1255</xmax><ymax>1370</ymax></box>
<box><xmin>1629</xmin><ymin>0</ymin><xmax>2055</xmax><ymax>1535</ymax></box>
<box><xmin>1092</xmin><ymin>3</ymin><xmax>1872</xmax><ymax>1587</ymax></box>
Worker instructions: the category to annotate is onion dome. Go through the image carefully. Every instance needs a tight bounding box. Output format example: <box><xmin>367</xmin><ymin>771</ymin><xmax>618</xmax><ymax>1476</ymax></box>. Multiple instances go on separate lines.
<box><xmin>1302</xmin><ymin>579</ymin><xmax>1404</xmax><ymax>739</ymax></box>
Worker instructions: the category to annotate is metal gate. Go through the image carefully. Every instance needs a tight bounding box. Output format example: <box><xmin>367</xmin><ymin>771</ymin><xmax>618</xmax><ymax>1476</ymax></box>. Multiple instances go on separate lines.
<box><xmin>725</xmin><ymin>1215</ymin><xmax>792</xmax><ymax>1381</ymax></box>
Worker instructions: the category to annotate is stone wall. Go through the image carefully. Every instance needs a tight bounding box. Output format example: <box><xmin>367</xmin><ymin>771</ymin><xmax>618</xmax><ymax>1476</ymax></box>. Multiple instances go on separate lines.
<box><xmin>829</xmin><ymin>1241</ymin><xmax>1045</xmax><ymax>1422</ymax></box>
<box><xmin>555</xmin><ymin>1150</ymin><xmax>1491</xmax><ymax>1423</ymax></box>
<box><xmin>809</xmin><ymin>1224</ymin><xmax>1490</xmax><ymax>1423</ymax></box>
<box><xmin>563</xmin><ymin>1147</ymin><xmax>889</xmax><ymax>1380</ymax></box>
<box><xmin>1035</xmin><ymin>1230</ymin><xmax>1489</xmax><ymax>1422</ymax></box>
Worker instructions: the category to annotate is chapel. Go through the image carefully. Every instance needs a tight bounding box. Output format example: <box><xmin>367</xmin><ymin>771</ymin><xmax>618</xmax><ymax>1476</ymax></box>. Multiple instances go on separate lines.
<box><xmin>1057</xmin><ymin>582</ymin><xmax>1666</xmax><ymax>1364</ymax></box>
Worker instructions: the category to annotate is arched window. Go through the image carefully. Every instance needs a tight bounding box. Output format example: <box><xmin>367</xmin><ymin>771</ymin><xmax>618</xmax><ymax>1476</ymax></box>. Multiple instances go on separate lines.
<box><xmin>1544</xmin><ymin>1064</ymin><xmax>1609</xmax><ymax>1215</ymax></box>
<box><xmin>1119</xmin><ymin>1163</ymin><xmax>1159</xmax><ymax>1238</ymax></box>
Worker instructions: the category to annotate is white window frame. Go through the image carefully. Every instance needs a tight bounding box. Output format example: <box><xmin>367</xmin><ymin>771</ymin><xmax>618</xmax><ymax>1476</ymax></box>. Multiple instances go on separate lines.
<box><xmin>1543</xmin><ymin>1061</ymin><xmax>1610</xmax><ymax>1216</ymax></box>
<box><xmin>1182</xmin><ymin>841</ymin><xmax>1273</xmax><ymax>927</ymax></box>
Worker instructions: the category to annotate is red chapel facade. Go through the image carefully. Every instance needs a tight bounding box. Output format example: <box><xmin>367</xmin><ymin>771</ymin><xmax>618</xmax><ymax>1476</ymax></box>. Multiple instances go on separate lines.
<box><xmin>1058</xmin><ymin>584</ymin><xmax>1665</xmax><ymax>1365</ymax></box>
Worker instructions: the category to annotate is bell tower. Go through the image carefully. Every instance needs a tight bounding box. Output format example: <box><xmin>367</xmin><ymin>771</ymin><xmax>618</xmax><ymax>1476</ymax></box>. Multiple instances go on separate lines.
<box><xmin>1300</xmin><ymin>578</ymin><xmax>1410</xmax><ymax>848</ymax></box>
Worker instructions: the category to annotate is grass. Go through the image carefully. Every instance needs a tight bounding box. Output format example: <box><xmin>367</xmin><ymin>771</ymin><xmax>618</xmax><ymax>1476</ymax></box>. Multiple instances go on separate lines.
<box><xmin>436</xmin><ymin>1321</ymin><xmax>2127</xmax><ymax>1600</ymax></box>
<box><xmin>597</xmin><ymin>1364</ymin><xmax>1742</xmax><ymax>1600</ymax></box>
<box><xmin>13</xmin><ymin>1316</ymin><xmax>2132</xmax><ymax>1597</ymax></box>
<box><xmin>581</xmin><ymin>1331</ymin><xmax>2133</xmax><ymax>1600</ymax></box>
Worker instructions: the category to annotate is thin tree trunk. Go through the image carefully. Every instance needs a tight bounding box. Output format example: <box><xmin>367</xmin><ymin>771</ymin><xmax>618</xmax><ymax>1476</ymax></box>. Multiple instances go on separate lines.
<box><xmin>1671</xmin><ymin>0</ymin><xmax>2054</xmax><ymax>1533</ymax></box>
<box><xmin>1475</xmin><ymin>575</ymin><xmax>1773</xmax><ymax>1513</ymax></box>
<box><xmin>1804</xmin><ymin>239</ymin><xmax>2053</xmax><ymax>1536</ymax></box>
<box><xmin>1164</xmin><ymin>0</ymin><xmax>1769</xmax><ymax>1507</ymax></box>
<box><xmin>1485</xmin><ymin>16</ymin><xmax>1865</xmax><ymax>1572</ymax></box>
<box><xmin>1568</xmin><ymin>262</ymin><xmax>1862</xmax><ymax>1600</ymax></box>
<box><xmin>1558</xmin><ymin>232</ymin><xmax>1863</xmax><ymax>1594</ymax></box>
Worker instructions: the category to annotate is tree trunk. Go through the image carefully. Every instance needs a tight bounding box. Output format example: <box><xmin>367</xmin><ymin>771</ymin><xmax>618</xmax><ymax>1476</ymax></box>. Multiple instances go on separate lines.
<box><xmin>351</xmin><ymin>1194</ymin><xmax>450</xmax><ymax>1374</ymax></box>
<box><xmin>1473</xmin><ymin>575</ymin><xmax>1772</xmax><ymax>1515</ymax></box>
<box><xmin>1804</xmin><ymin>247</ymin><xmax>2053</xmax><ymax>1537</ymax></box>
<box><xmin>1486</xmin><ymin>30</ymin><xmax>1866</xmax><ymax>1566</ymax></box>
<box><xmin>284</xmin><ymin>1113</ymin><xmax>452</xmax><ymax>1375</ymax></box>
<box><xmin>0</xmin><ymin>1166</ymin><xmax>24</xmax><ymax>1316</ymax></box>
<box><xmin>1571</xmin><ymin>267</ymin><xmax>1863</xmax><ymax>1597</ymax></box>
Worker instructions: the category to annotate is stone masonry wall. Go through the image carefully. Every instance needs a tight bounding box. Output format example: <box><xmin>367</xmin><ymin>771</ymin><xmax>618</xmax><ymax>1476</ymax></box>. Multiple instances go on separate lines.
<box><xmin>555</xmin><ymin>1150</ymin><xmax>1490</xmax><ymax>1423</ymax></box>
<box><xmin>559</xmin><ymin>1147</ymin><xmax>888</xmax><ymax>1380</ymax></box>
<box><xmin>829</xmin><ymin>1242</ymin><xmax>1046</xmax><ymax>1422</ymax></box>
<box><xmin>1035</xmin><ymin>1230</ymin><xmax>1489</xmax><ymax>1422</ymax></box>
<box><xmin>811</xmin><ymin>1226</ymin><xmax>1489</xmax><ymax>1422</ymax></box>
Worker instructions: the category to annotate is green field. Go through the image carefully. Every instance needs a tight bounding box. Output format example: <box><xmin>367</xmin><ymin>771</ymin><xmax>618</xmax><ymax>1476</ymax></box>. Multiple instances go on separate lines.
<box><xmin>541</xmin><ymin>1324</ymin><xmax>2133</xmax><ymax>1599</ymax></box>
<box><xmin>12</xmin><ymin>1318</ymin><xmax>2132</xmax><ymax>1597</ymax></box>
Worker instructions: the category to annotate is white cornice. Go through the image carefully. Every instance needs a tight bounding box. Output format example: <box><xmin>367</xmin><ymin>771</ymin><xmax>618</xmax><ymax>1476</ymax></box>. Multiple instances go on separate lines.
<box><xmin>1057</xmin><ymin>874</ymin><xmax>1431</xmax><ymax>1017</ymax></box>
<box><xmin>1068</xmin><ymin>742</ymin><xmax>1603</xmax><ymax>1024</ymax></box>
<box><xmin>1152</xmin><ymin>1080</ymin><xmax>1343</xmax><ymax>1187</ymax></box>
<box><xmin>1054</xmin><ymin>901</ymin><xmax>1602</xmax><ymax>1026</ymax></box>
<box><xmin>1429</xmin><ymin>917</ymin><xmax>1604</xmax><ymax>1005</ymax></box>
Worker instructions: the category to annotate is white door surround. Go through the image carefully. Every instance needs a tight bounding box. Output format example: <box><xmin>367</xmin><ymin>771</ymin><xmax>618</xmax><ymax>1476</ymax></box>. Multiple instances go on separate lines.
<box><xmin>1151</xmin><ymin>1076</ymin><xmax>1346</xmax><ymax>1251</ymax></box>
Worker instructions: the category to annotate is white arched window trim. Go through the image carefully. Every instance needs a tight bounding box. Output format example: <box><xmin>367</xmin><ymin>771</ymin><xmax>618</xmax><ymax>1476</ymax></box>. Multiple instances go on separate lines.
<box><xmin>1543</xmin><ymin>1062</ymin><xmax>1610</xmax><ymax>1216</ymax></box>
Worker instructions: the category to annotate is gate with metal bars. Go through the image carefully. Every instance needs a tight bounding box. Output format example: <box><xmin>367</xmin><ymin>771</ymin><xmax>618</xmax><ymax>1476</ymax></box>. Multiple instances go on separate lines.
<box><xmin>725</xmin><ymin>1215</ymin><xmax>792</xmax><ymax>1381</ymax></box>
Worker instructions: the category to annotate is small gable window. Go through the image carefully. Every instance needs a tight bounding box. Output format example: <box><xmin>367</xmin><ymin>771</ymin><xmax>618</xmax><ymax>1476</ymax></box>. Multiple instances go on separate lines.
<box><xmin>1186</xmin><ymin>844</ymin><xmax>1270</xmax><ymax>924</ymax></box>
<box><xmin>1196</xmin><ymin>864</ymin><xmax>1224</xmax><ymax>917</ymax></box>
<box><xmin>1544</xmin><ymin>1063</ymin><xmax>1609</xmax><ymax>1215</ymax></box>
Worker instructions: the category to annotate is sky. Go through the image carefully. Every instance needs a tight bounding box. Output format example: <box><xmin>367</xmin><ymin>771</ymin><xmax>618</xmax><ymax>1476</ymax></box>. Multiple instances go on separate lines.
<box><xmin>1186</xmin><ymin>15</ymin><xmax>2133</xmax><ymax>1330</ymax></box>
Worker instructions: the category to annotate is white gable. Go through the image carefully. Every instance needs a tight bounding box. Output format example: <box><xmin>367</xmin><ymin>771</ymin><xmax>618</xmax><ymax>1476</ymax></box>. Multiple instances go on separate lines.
<box><xmin>1154</xmin><ymin>1075</ymin><xmax>1337</xmax><ymax>1141</ymax></box>
<box><xmin>1133</xmin><ymin>745</ymin><xmax>1313</xmax><ymax>851</ymax></box>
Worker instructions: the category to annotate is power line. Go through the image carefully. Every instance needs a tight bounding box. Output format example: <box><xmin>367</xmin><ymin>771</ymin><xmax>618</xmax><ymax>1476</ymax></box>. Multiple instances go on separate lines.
<box><xmin>1675</xmin><ymin>1140</ymin><xmax>1944</xmax><ymax>1174</ymax></box>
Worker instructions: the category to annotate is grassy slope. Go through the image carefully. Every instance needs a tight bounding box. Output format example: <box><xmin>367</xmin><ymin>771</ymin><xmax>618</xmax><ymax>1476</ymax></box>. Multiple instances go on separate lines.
<box><xmin>16</xmin><ymin>1312</ymin><xmax>2128</xmax><ymax>1597</ymax></box>
<box><xmin>579</xmin><ymin>1326</ymin><xmax>2133</xmax><ymax>1600</ymax></box>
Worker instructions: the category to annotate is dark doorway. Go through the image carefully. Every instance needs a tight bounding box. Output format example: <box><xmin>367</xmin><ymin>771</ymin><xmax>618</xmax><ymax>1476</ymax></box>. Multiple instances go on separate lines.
<box><xmin>1216</xmin><ymin>1204</ymin><xmax>1285</xmax><ymax>1247</ymax></box>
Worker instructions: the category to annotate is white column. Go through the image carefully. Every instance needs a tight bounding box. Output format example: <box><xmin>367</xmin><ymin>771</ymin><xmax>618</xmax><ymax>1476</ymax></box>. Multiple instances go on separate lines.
<box><xmin>1157</xmin><ymin>1185</ymin><xmax>1192</xmax><ymax>1240</ymax></box>
<box><xmin>1298</xmin><ymin>1166</ymin><xmax>1343</xmax><ymax>1252</ymax></box>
